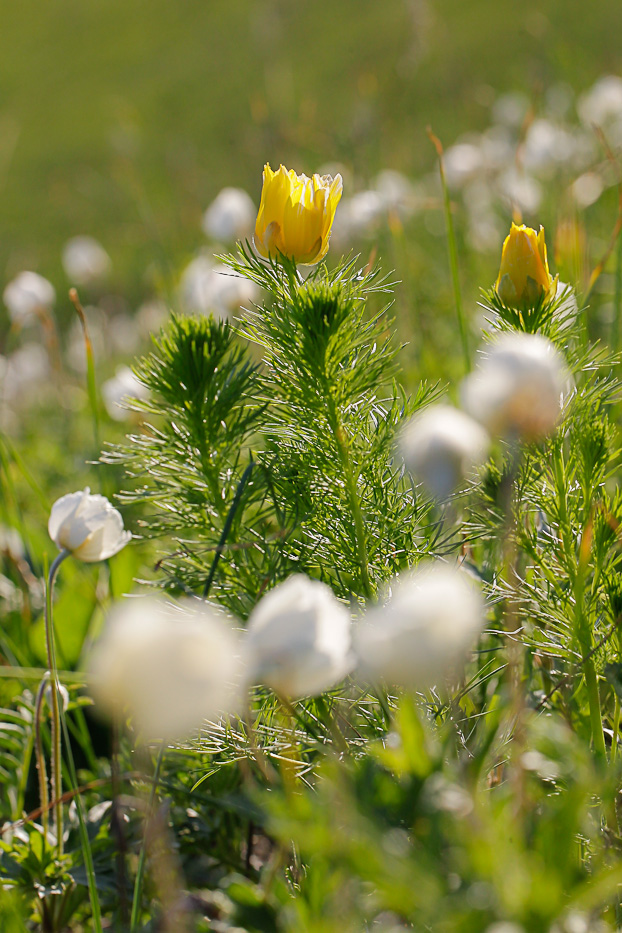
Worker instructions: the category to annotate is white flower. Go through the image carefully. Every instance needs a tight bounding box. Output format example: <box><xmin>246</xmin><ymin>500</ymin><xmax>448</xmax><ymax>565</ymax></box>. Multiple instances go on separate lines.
<box><xmin>86</xmin><ymin>597</ymin><xmax>242</xmax><ymax>740</ymax></box>
<box><xmin>102</xmin><ymin>366</ymin><xmax>149</xmax><ymax>421</ymax></box>
<box><xmin>106</xmin><ymin>313</ymin><xmax>141</xmax><ymax>356</ymax></box>
<box><xmin>330</xmin><ymin>190</ymin><xmax>386</xmax><ymax>246</ymax></box>
<box><xmin>572</xmin><ymin>172</ymin><xmax>604</xmax><ymax>208</ymax></box>
<box><xmin>0</xmin><ymin>344</ymin><xmax>50</xmax><ymax>404</ymax></box>
<box><xmin>496</xmin><ymin>168</ymin><xmax>542</xmax><ymax>214</ymax></box>
<box><xmin>245</xmin><ymin>575</ymin><xmax>352</xmax><ymax>699</ymax></box>
<box><xmin>461</xmin><ymin>332</ymin><xmax>567</xmax><ymax>440</ymax></box>
<box><xmin>62</xmin><ymin>236</ymin><xmax>111</xmax><ymax>286</ymax></box>
<box><xmin>136</xmin><ymin>300</ymin><xmax>168</xmax><ymax>337</ymax></box>
<box><xmin>179</xmin><ymin>256</ymin><xmax>258</xmax><ymax>319</ymax></box>
<box><xmin>356</xmin><ymin>562</ymin><xmax>484</xmax><ymax>689</ymax></box>
<box><xmin>48</xmin><ymin>488</ymin><xmax>131</xmax><ymax>562</ymax></box>
<box><xmin>3</xmin><ymin>271</ymin><xmax>55</xmax><ymax>325</ymax></box>
<box><xmin>578</xmin><ymin>76</ymin><xmax>622</xmax><ymax>144</ymax></box>
<box><xmin>202</xmin><ymin>187</ymin><xmax>256</xmax><ymax>242</ymax></box>
<box><xmin>374</xmin><ymin>169</ymin><xmax>419</xmax><ymax>218</ymax></box>
<box><xmin>0</xmin><ymin>526</ymin><xmax>25</xmax><ymax>561</ymax></box>
<box><xmin>400</xmin><ymin>405</ymin><xmax>490</xmax><ymax>499</ymax></box>
<box><xmin>491</xmin><ymin>92</ymin><xmax>530</xmax><ymax>129</ymax></box>
<box><xmin>443</xmin><ymin>142</ymin><xmax>484</xmax><ymax>189</ymax></box>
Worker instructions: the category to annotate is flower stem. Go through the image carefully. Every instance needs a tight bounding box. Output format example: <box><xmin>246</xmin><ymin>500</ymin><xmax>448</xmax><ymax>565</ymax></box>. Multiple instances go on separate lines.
<box><xmin>44</xmin><ymin>549</ymin><xmax>69</xmax><ymax>855</ymax></box>
<box><xmin>59</xmin><ymin>709</ymin><xmax>104</xmax><ymax>933</ymax></box>
<box><xmin>581</xmin><ymin>641</ymin><xmax>607</xmax><ymax>760</ymax></box>
<box><xmin>333</xmin><ymin>421</ymin><xmax>372</xmax><ymax>600</ymax></box>
<box><xmin>612</xmin><ymin>695</ymin><xmax>620</xmax><ymax>763</ymax></box>
<box><xmin>130</xmin><ymin>742</ymin><xmax>166</xmax><ymax>932</ymax></box>
<box><xmin>575</xmin><ymin>518</ymin><xmax>607</xmax><ymax>761</ymax></box>
<box><xmin>34</xmin><ymin>672</ymin><xmax>51</xmax><ymax>839</ymax></box>
<box><xmin>202</xmin><ymin>459</ymin><xmax>254</xmax><ymax>598</ymax></box>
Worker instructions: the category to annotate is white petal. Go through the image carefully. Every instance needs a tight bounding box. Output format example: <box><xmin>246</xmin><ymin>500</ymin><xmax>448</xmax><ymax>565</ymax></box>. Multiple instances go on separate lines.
<box><xmin>48</xmin><ymin>490</ymin><xmax>88</xmax><ymax>546</ymax></box>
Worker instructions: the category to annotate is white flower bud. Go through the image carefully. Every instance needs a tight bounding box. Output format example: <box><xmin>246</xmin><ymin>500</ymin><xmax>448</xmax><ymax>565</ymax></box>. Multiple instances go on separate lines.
<box><xmin>461</xmin><ymin>332</ymin><xmax>567</xmax><ymax>440</ymax></box>
<box><xmin>48</xmin><ymin>488</ymin><xmax>131</xmax><ymax>562</ymax></box>
<box><xmin>400</xmin><ymin>404</ymin><xmax>490</xmax><ymax>499</ymax></box>
<box><xmin>87</xmin><ymin>597</ymin><xmax>241</xmax><ymax>740</ymax></box>
<box><xmin>356</xmin><ymin>562</ymin><xmax>485</xmax><ymax>689</ymax></box>
<box><xmin>62</xmin><ymin>236</ymin><xmax>111</xmax><ymax>286</ymax></box>
<box><xmin>202</xmin><ymin>187</ymin><xmax>256</xmax><ymax>242</ymax></box>
<box><xmin>3</xmin><ymin>271</ymin><xmax>55</xmax><ymax>325</ymax></box>
<box><xmin>245</xmin><ymin>575</ymin><xmax>352</xmax><ymax>699</ymax></box>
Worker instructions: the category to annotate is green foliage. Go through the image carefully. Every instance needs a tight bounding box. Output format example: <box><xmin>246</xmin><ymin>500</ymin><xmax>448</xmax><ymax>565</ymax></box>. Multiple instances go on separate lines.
<box><xmin>106</xmin><ymin>313</ymin><xmax>277</xmax><ymax>613</ymax></box>
<box><xmin>262</xmin><ymin>703</ymin><xmax>622</xmax><ymax>932</ymax></box>
<box><xmin>108</xmin><ymin>255</ymin><xmax>440</xmax><ymax>612</ymax></box>
<box><xmin>231</xmin><ymin>249</ymin><xmax>440</xmax><ymax>598</ymax></box>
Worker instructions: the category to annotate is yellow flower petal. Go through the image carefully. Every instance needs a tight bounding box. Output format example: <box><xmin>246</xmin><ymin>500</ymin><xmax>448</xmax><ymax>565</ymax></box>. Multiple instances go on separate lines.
<box><xmin>254</xmin><ymin>162</ymin><xmax>343</xmax><ymax>265</ymax></box>
<box><xmin>494</xmin><ymin>222</ymin><xmax>555</xmax><ymax>309</ymax></box>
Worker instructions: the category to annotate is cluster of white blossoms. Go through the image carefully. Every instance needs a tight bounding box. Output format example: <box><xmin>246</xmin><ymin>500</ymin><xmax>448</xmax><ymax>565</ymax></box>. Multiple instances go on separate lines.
<box><xmin>47</xmin><ymin>489</ymin><xmax>485</xmax><ymax>742</ymax></box>
<box><xmin>85</xmin><ymin>563</ymin><xmax>484</xmax><ymax>741</ymax></box>
<box><xmin>401</xmin><ymin>330</ymin><xmax>567</xmax><ymax>500</ymax></box>
<box><xmin>400</xmin><ymin>221</ymin><xmax>569</xmax><ymax>500</ymax></box>
<box><xmin>3</xmin><ymin>236</ymin><xmax>111</xmax><ymax>323</ymax></box>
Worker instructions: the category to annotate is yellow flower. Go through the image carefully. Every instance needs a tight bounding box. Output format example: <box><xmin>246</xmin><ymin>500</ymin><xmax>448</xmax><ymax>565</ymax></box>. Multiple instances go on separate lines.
<box><xmin>495</xmin><ymin>223</ymin><xmax>558</xmax><ymax>309</ymax></box>
<box><xmin>254</xmin><ymin>163</ymin><xmax>343</xmax><ymax>265</ymax></box>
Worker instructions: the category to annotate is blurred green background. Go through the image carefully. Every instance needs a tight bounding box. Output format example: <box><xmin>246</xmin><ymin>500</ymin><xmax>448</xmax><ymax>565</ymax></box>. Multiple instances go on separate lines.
<box><xmin>2</xmin><ymin>0</ymin><xmax>621</xmax><ymax>304</ymax></box>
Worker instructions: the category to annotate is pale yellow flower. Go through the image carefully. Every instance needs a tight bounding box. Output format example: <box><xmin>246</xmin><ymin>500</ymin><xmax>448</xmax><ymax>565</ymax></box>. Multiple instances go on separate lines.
<box><xmin>254</xmin><ymin>163</ymin><xmax>343</xmax><ymax>265</ymax></box>
<box><xmin>495</xmin><ymin>222</ymin><xmax>557</xmax><ymax>309</ymax></box>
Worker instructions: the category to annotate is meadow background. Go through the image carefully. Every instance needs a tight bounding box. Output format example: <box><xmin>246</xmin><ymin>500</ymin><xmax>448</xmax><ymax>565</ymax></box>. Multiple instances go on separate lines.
<box><xmin>4</xmin><ymin>0</ymin><xmax>622</xmax><ymax>306</ymax></box>
<box><xmin>2</xmin><ymin>0</ymin><xmax>622</xmax><ymax>520</ymax></box>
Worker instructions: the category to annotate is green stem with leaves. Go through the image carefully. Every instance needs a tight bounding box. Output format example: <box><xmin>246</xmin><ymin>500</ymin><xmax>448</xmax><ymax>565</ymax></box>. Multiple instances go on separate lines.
<box><xmin>34</xmin><ymin>673</ymin><xmax>51</xmax><ymax>839</ymax></box>
<box><xmin>130</xmin><ymin>742</ymin><xmax>166</xmax><ymax>932</ymax></box>
<box><xmin>331</xmin><ymin>410</ymin><xmax>372</xmax><ymax>600</ymax></box>
<box><xmin>575</xmin><ymin>531</ymin><xmax>606</xmax><ymax>761</ymax></box>
<box><xmin>44</xmin><ymin>549</ymin><xmax>69</xmax><ymax>854</ymax></box>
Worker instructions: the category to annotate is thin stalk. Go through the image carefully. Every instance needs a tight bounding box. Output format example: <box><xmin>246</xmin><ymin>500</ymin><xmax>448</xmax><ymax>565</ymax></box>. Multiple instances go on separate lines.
<box><xmin>34</xmin><ymin>673</ymin><xmax>51</xmax><ymax>838</ymax></box>
<box><xmin>59</xmin><ymin>710</ymin><xmax>104</xmax><ymax>933</ymax></box>
<box><xmin>69</xmin><ymin>289</ymin><xmax>100</xmax><ymax>459</ymax></box>
<box><xmin>130</xmin><ymin>742</ymin><xmax>166</xmax><ymax>932</ymax></box>
<box><xmin>203</xmin><ymin>460</ymin><xmax>254</xmax><ymax>598</ymax></box>
<box><xmin>613</xmin><ymin>227</ymin><xmax>622</xmax><ymax>353</ymax></box>
<box><xmin>580</xmin><ymin>641</ymin><xmax>607</xmax><ymax>760</ymax></box>
<box><xmin>612</xmin><ymin>695</ymin><xmax>620</xmax><ymax>763</ymax></box>
<box><xmin>428</xmin><ymin>127</ymin><xmax>470</xmax><ymax>373</ymax></box>
<box><xmin>15</xmin><ymin>718</ymin><xmax>34</xmax><ymax>821</ymax></box>
<box><xmin>575</xmin><ymin>518</ymin><xmax>607</xmax><ymax>761</ymax></box>
<box><xmin>43</xmin><ymin>549</ymin><xmax>69</xmax><ymax>855</ymax></box>
<box><xmin>243</xmin><ymin>696</ymin><xmax>277</xmax><ymax>784</ymax></box>
<box><xmin>0</xmin><ymin>665</ymin><xmax>86</xmax><ymax>682</ymax></box>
